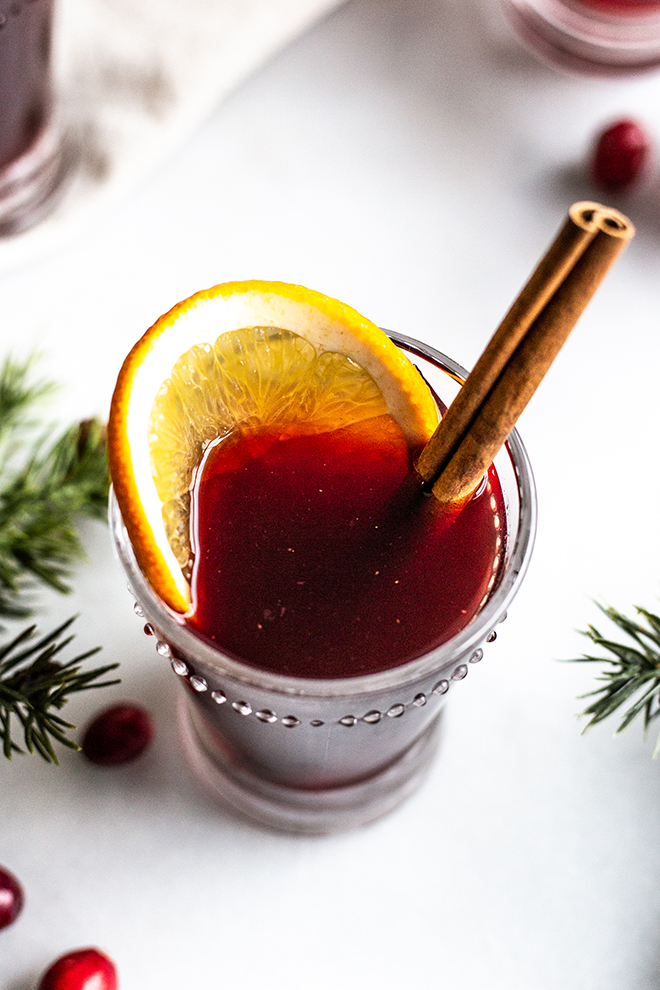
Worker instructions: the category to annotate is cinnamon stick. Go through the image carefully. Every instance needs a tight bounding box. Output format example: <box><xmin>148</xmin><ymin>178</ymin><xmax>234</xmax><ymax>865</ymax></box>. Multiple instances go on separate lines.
<box><xmin>417</xmin><ymin>202</ymin><xmax>634</xmax><ymax>509</ymax></box>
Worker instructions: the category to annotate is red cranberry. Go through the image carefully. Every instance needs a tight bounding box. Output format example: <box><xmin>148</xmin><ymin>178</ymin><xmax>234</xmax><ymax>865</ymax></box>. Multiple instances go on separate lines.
<box><xmin>38</xmin><ymin>948</ymin><xmax>117</xmax><ymax>990</ymax></box>
<box><xmin>591</xmin><ymin>118</ymin><xmax>650</xmax><ymax>192</ymax></box>
<box><xmin>0</xmin><ymin>866</ymin><xmax>23</xmax><ymax>929</ymax></box>
<box><xmin>81</xmin><ymin>703</ymin><xmax>153</xmax><ymax>766</ymax></box>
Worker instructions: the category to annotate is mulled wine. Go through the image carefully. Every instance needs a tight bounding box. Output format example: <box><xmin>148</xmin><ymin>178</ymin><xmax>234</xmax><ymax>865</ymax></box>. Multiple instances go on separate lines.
<box><xmin>579</xmin><ymin>0</ymin><xmax>660</xmax><ymax>10</ymax></box>
<box><xmin>0</xmin><ymin>0</ymin><xmax>62</xmax><ymax>233</ymax></box>
<box><xmin>501</xmin><ymin>0</ymin><xmax>660</xmax><ymax>73</ymax></box>
<box><xmin>0</xmin><ymin>0</ymin><xmax>53</xmax><ymax>171</ymax></box>
<box><xmin>111</xmin><ymin>332</ymin><xmax>536</xmax><ymax>832</ymax></box>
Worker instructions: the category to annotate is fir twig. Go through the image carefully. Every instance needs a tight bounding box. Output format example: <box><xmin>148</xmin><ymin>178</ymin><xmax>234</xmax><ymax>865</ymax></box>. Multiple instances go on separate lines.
<box><xmin>571</xmin><ymin>603</ymin><xmax>660</xmax><ymax>749</ymax></box>
<box><xmin>0</xmin><ymin>616</ymin><xmax>120</xmax><ymax>763</ymax></box>
<box><xmin>0</xmin><ymin>355</ymin><xmax>120</xmax><ymax>762</ymax></box>
<box><xmin>0</xmin><ymin>355</ymin><xmax>110</xmax><ymax>618</ymax></box>
<box><xmin>0</xmin><ymin>352</ymin><xmax>55</xmax><ymax>450</ymax></box>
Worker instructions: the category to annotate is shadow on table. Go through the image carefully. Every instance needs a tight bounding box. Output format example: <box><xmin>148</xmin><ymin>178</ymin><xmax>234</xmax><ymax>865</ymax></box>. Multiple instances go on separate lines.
<box><xmin>6</xmin><ymin>973</ymin><xmax>41</xmax><ymax>990</ymax></box>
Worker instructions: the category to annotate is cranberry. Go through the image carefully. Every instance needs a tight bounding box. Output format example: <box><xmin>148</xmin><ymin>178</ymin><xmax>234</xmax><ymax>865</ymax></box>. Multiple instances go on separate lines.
<box><xmin>590</xmin><ymin>118</ymin><xmax>650</xmax><ymax>192</ymax></box>
<box><xmin>38</xmin><ymin>948</ymin><xmax>117</xmax><ymax>990</ymax></box>
<box><xmin>0</xmin><ymin>865</ymin><xmax>23</xmax><ymax>929</ymax></box>
<box><xmin>81</xmin><ymin>703</ymin><xmax>153</xmax><ymax>766</ymax></box>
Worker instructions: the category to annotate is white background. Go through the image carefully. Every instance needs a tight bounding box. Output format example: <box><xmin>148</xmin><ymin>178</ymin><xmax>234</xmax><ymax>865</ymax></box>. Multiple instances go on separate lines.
<box><xmin>2</xmin><ymin>1</ymin><xmax>660</xmax><ymax>987</ymax></box>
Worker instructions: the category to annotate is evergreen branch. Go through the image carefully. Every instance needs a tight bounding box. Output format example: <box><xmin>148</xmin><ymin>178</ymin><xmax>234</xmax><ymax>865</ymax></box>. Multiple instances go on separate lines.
<box><xmin>0</xmin><ymin>616</ymin><xmax>120</xmax><ymax>763</ymax></box>
<box><xmin>570</xmin><ymin>604</ymin><xmax>660</xmax><ymax>745</ymax></box>
<box><xmin>0</xmin><ymin>354</ymin><xmax>110</xmax><ymax>618</ymax></box>
<box><xmin>0</xmin><ymin>353</ymin><xmax>56</xmax><ymax>453</ymax></box>
<box><xmin>0</xmin><ymin>355</ymin><xmax>121</xmax><ymax>762</ymax></box>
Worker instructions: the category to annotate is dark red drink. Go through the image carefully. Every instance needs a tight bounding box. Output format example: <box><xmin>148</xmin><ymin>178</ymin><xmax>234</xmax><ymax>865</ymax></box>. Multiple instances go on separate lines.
<box><xmin>188</xmin><ymin>414</ymin><xmax>505</xmax><ymax>679</ymax></box>
<box><xmin>578</xmin><ymin>0</ymin><xmax>660</xmax><ymax>10</ymax></box>
<box><xmin>0</xmin><ymin>0</ymin><xmax>54</xmax><ymax>171</ymax></box>
<box><xmin>0</xmin><ymin>0</ymin><xmax>62</xmax><ymax>233</ymax></box>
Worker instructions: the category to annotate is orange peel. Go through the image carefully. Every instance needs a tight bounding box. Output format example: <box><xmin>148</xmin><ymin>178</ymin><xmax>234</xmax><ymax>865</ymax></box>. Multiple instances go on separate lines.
<box><xmin>108</xmin><ymin>280</ymin><xmax>439</xmax><ymax>613</ymax></box>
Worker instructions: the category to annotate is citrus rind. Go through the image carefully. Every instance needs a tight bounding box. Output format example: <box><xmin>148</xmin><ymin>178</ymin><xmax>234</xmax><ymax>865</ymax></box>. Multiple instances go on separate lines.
<box><xmin>108</xmin><ymin>281</ymin><xmax>440</xmax><ymax>614</ymax></box>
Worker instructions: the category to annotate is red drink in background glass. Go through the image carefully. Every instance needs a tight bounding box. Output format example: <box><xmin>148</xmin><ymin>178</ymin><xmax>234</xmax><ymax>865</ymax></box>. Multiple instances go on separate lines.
<box><xmin>579</xmin><ymin>0</ymin><xmax>660</xmax><ymax>9</ymax></box>
<box><xmin>0</xmin><ymin>0</ymin><xmax>53</xmax><ymax>170</ymax></box>
<box><xmin>0</xmin><ymin>0</ymin><xmax>62</xmax><ymax>233</ymax></box>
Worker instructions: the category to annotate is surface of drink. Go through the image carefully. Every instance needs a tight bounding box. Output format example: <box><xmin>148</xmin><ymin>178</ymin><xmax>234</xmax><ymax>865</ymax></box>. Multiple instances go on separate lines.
<box><xmin>578</xmin><ymin>0</ymin><xmax>660</xmax><ymax>10</ymax></box>
<box><xmin>188</xmin><ymin>417</ymin><xmax>505</xmax><ymax>679</ymax></box>
<box><xmin>0</xmin><ymin>0</ymin><xmax>54</xmax><ymax>171</ymax></box>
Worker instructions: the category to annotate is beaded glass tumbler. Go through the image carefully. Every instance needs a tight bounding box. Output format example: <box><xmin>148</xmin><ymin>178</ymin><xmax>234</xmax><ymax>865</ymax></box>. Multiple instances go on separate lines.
<box><xmin>110</xmin><ymin>334</ymin><xmax>537</xmax><ymax>834</ymax></box>
<box><xmin>0</xmin><ymin>0</ymin><xmax>64</xmax><ymax>235</ymax></box>
<box><xmin>501</xmin><ymin>0</ymin><xmax>660</xmax><ymax>75</ymax></box>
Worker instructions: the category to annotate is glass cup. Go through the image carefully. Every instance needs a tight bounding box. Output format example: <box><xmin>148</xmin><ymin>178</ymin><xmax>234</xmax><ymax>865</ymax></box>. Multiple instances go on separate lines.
<box><xmin>110</xmin><ymin>333</ymin><xmax>537</xmax><ymax>834</ymax></box>
<box><xmin>500</xmin><ymin>0</ymin><xmax>660</xmax><ymax>75</ymax></box>
<box><xmin>0</xmin><ymin>0</ymin><xmax>64</xmax><ymax>235</ymax></box>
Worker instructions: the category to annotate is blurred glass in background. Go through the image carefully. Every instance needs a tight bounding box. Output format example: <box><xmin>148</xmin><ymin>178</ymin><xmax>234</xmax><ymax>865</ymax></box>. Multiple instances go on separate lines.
<box><xmin>501</xmin><ymin>0</ymin><xmax>660</xmax><ymax>75</ymax></box>
<box><xmin>0</xmin><ymin>0</ymin><xmax>64</xmax><ymax>235</ymax></box>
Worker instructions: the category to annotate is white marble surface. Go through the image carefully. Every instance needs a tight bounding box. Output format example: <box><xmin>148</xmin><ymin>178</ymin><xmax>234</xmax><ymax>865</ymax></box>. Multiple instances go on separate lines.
<box><xmin>3</xmin><ymin>0</ymin><xmax>660</xmax><ymax>987</ymax></box>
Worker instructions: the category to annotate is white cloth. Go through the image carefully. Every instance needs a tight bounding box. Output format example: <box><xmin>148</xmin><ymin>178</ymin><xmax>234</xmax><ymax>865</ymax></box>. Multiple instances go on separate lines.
<box><xmin>0</xmin><ymin>0</ymin><xmax>344</xmax><ymax>272</ymax></box>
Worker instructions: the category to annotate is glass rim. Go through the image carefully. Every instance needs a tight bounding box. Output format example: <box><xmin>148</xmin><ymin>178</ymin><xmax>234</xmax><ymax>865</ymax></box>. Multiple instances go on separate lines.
<box><xmin>110</xmin><ymin>331</ymin><xmax>537</xmax><ymax>700</ymax></box>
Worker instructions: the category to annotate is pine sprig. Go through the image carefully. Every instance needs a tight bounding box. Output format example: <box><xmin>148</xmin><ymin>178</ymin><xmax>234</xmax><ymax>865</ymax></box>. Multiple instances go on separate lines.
<box><xmin>0</xmin><ymin>352</ymin><xmax>55</xmax><ymax>448</ymax></box>
<box><xmin>0</xmin><ymin>355</ymin><xmax>110</xmax><ymax>618</ymax></box>
<box><xmin>571</xmin><ymin>604</ymin><xmax>660</xmax><ymax>746</ymax></box>
<box><xmin>0</xmin><ymin>616</ymin><xmax>120</xmax><ymax>763</ymax></box>
<box><xmin>0</xmin><ymin>353</ymin><xmax>121</xmax><ymax>762</ymax></box>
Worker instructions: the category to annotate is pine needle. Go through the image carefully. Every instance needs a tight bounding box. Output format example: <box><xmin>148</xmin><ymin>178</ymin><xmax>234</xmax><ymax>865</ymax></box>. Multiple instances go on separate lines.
<box><xmin>0</xmin><ymin>352</ymin><xmax>55</xmax><ymax>449</ymax></box>
<box><xmin>0</xmin><ymin>353</ymin><xmax>121</xmax><ymax>762</ymax></box>
<box><xmin>0</xmin><ymin>616</ymin><xmax>120</xmax><ymax>763</ymax></box>
<box><xmin>0</xmin><ymin>355</ymin><xmax>110</xmax><ymax>618</ymax></box>
<box><xmin>570</xmin><ymin>603</ymin><xmax>660</xmax><ymax>750</ymax></box>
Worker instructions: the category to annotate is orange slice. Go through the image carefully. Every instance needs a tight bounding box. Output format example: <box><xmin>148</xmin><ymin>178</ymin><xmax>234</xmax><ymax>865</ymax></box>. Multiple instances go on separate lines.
<box><xmin>108</xmin><ymin>280</ymin><xmax>439</xmax><ymax>613</ymax></box>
